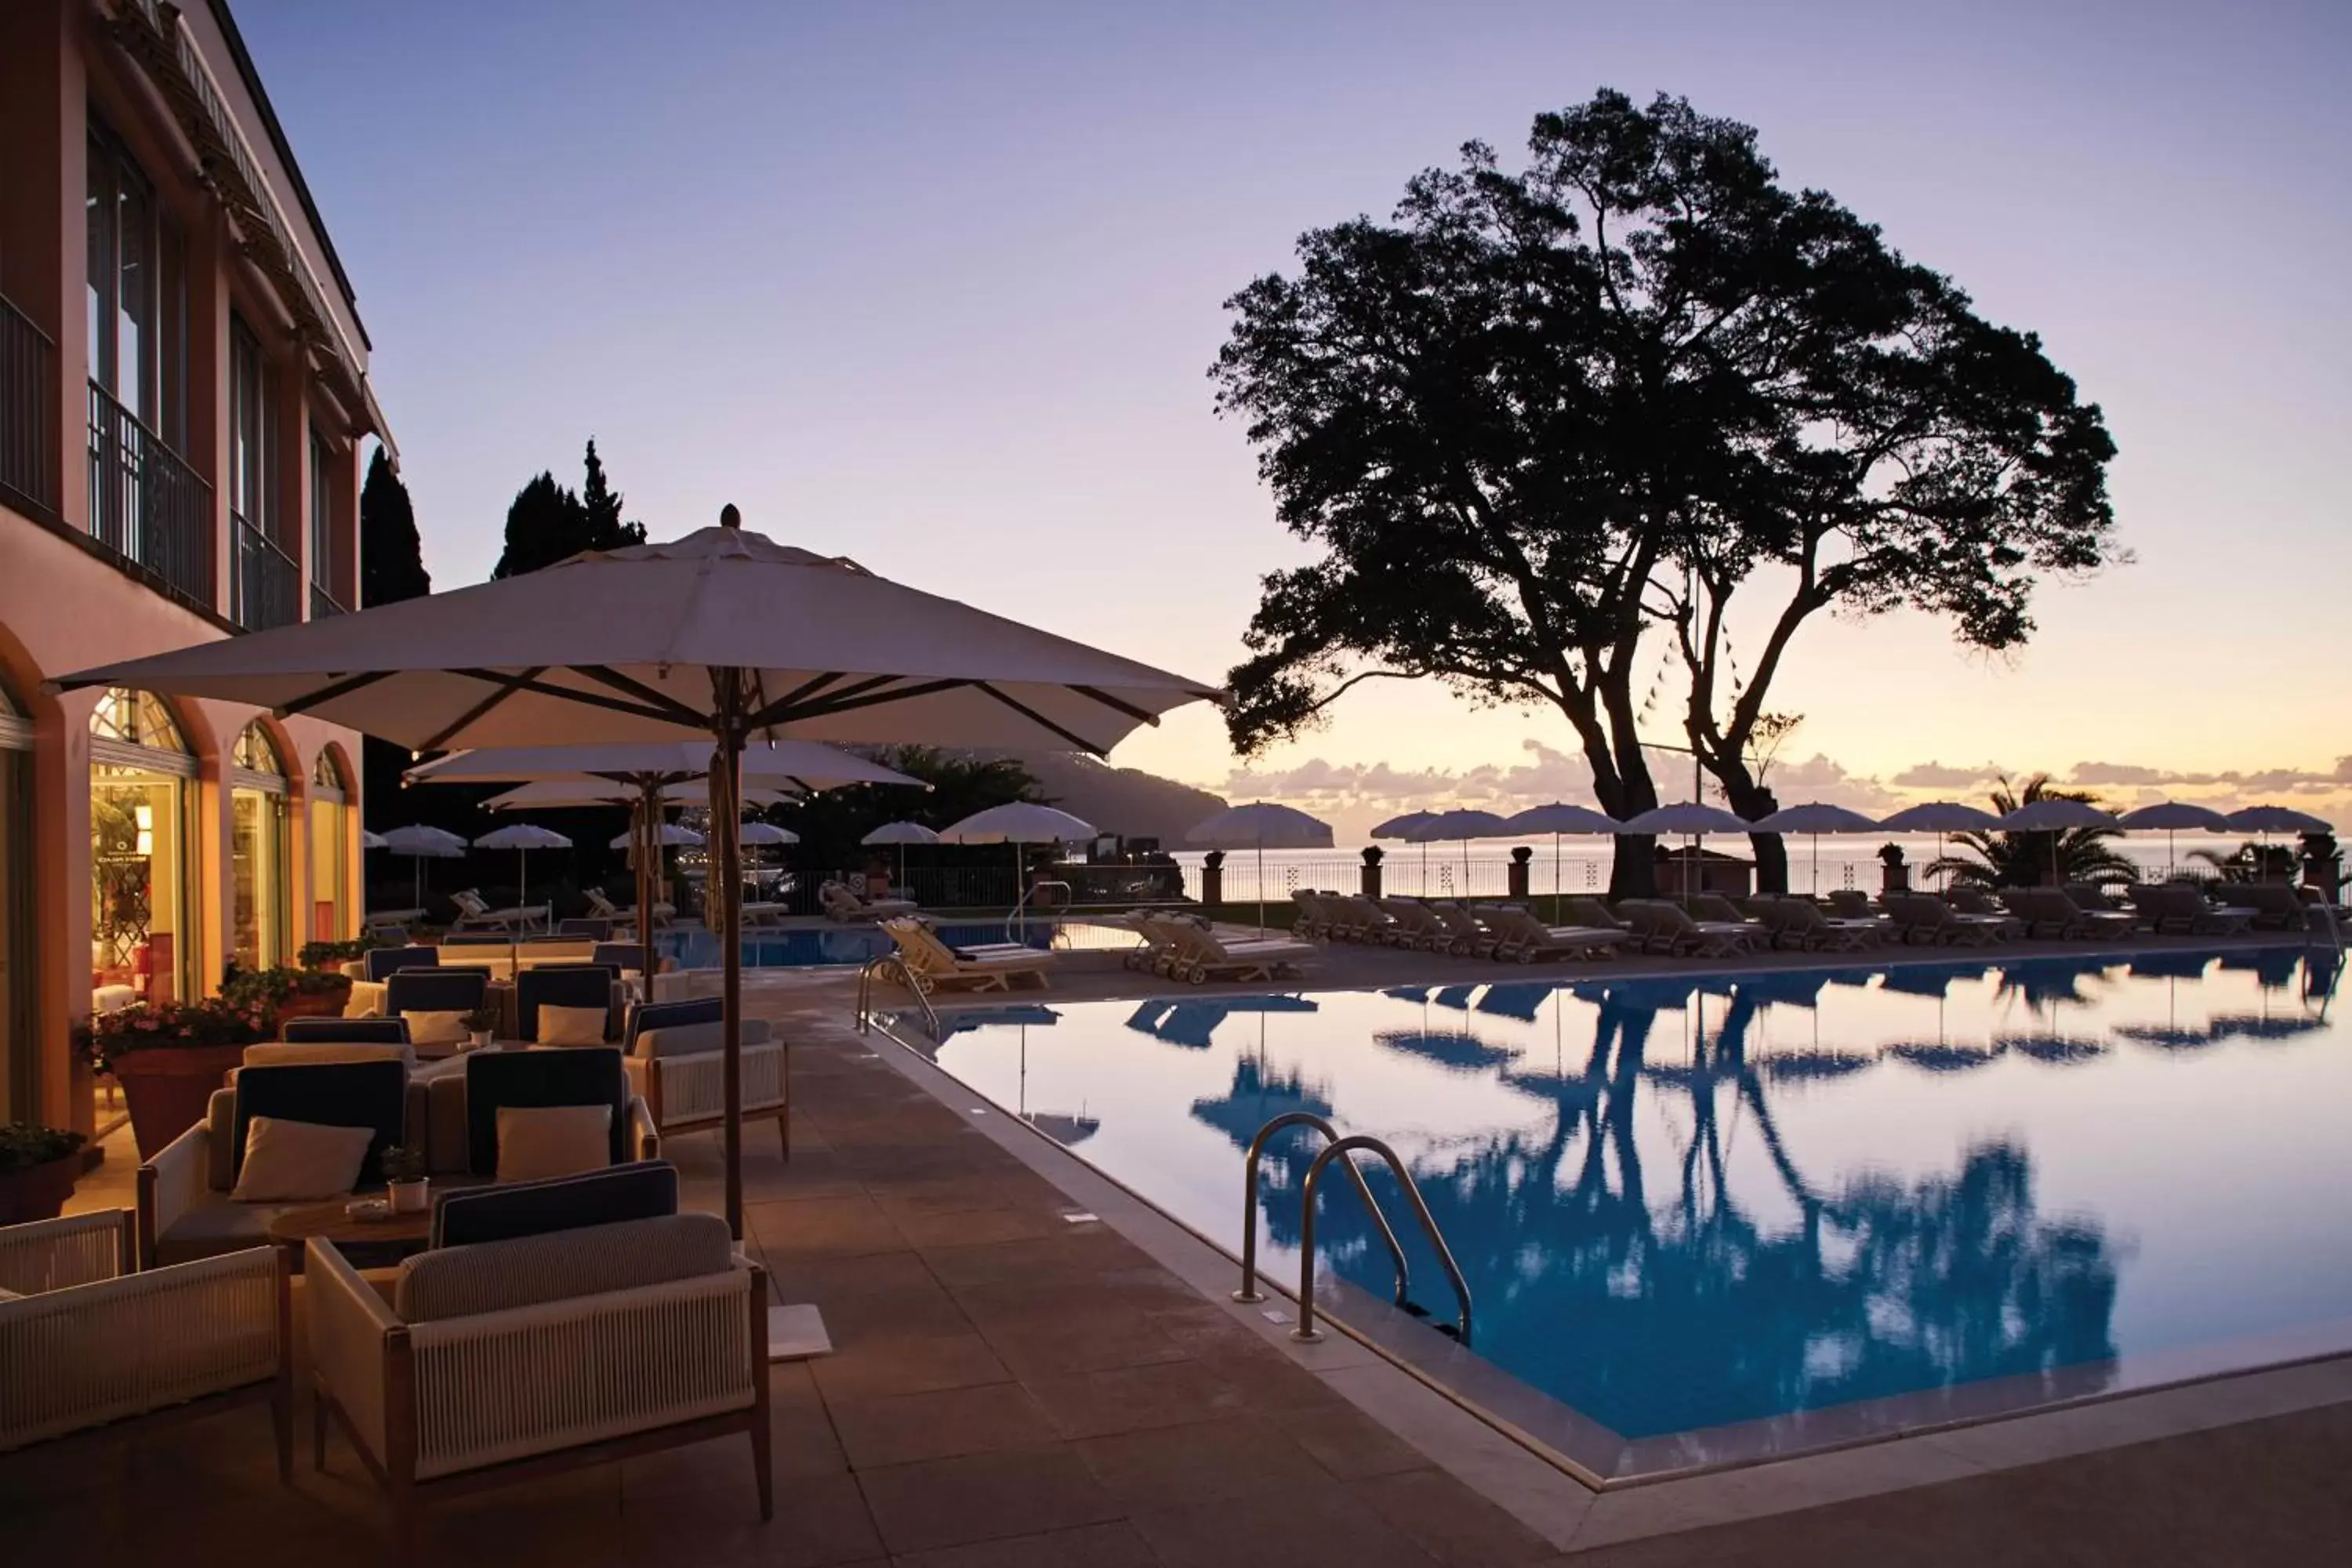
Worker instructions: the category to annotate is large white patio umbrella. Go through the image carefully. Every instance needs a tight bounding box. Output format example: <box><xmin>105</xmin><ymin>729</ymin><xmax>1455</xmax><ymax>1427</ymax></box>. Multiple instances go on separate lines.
<box><xmin>2118</xmin><ymin>801</ymin><xmax>2233</xmax><ymax>877</ymax></box>
<box><xmin>1501</xmin><ymin>802</ymin><xmax>1620</xmax><ymax>914</ymax></box>
<box><xmin>1403</xmin><ymin>808</ymin><xmax>1512</xmax><ymax>896</ymax></box>
<box><xmin>412</xmin><ymin>740</ymin><xmax>914</xmax><ymax>987</ymax></box>
<box><xmin>737</xmin><ymin>822</ymin><xmax>798</xmax><ymax>847</ymax></box>
<box><xmin>1186</xmin><ymin>800</ymin><xmax>1334</xmax><ymax>933</ymax></box>
<box><xmin>1614</xmin><ymin>803</ymin><xmax>1750</xmax><ymax>898</ymax></box>
<box><xmin>473</xmin><ymin>822</ymin><xmax>571</xmax><ymax>909</ymax></box>
<box><xmin>379</xmin><ymin>823</ymin><xmax>466</xmax><ymax>908</ymax></box>
<box><xmin>360</xmin><ymin>828</ymin><xmax>389</xmax><ymax>850</ymax></box>
<box><xmin>2225</xmin><ymin>805</ymin><xmax>2332</xmax><ymax>833</ymax></box>
<box><xmin>1370</xmin><ymin>810</ymin><xmax>1439</xmax><ymax>889</ymax></box>
<box><xmin>939</xmin><ymin>803</ymin><xmax>1098</xmax><ymax>927</ymax></box>
<box><xmin>862</xmin><ymin>819</ymin><xmax>940</xmax><ymax>891</ymax></box>
<box><xmin>59</xmin><ymin>512</ymin><xmax>1217</xmax><ymax>1236</ymax></box>
<box><xmin>1878</xmin><ymin>800</ymin><xmax>2002</xmax><ymax>890</ymax></box>
<box><xmin>1750</xmin><ymin>802</ymin><xmax>1881</xmax><ymax>896</ymax></box>
<box><xmin>613</xmin><ymin>822</ymin><xmax>706</xmax><ymax>849</ymax></box>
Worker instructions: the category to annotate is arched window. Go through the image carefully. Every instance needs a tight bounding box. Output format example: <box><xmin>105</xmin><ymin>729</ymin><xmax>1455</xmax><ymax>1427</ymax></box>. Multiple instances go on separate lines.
<box><xmin>0</xmin><ymin>667</ymin><xmax>31</xmax><ymax>1121</ymax></box>
<box><xmin>228</xmin><ymin>723</ymin><xmax>290</xmax><ymax>969</ymax></box>
<box><xmin>89</xmin><ymin>688</ymin><xmax>195</xmax><ymax>1009</ymax></box>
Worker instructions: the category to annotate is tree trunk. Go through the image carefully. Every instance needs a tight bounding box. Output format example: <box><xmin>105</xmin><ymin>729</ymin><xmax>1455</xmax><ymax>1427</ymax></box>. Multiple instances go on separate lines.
<box><xmin>1713</xmin><ymin>768</ymin><xmax>1788</xmax><ymax>896</ymax></box>
<box><xmin>1610</xmin><ymin>835</ymin><xmax>1657</xmax><ymax>901</ymax></box>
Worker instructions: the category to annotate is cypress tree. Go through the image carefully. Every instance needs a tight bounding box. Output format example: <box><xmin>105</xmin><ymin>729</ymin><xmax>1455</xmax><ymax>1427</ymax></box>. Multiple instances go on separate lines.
<box><xmin>358</xmin><ymin>447</ymin><xmax>430</xmax><ymax>606</ymax></box>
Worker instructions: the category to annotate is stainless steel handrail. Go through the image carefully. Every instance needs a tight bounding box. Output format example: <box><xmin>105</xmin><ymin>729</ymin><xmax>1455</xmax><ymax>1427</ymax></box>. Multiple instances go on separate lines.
<box><xmin>1011</xmin><ymin>878</ymin><xmax>1073</xmax><ymax>935</ymax></box>
<box><xmin>1294</xmin><ymin>1134</ymin><xmax>1472</xmax><ymax>1346</ymax></box>
<box><xmin>855</xmin><ymin>954</ymin><xmax>938</xmax><ymax>1039</ymax></box>
<box><xmin>1233</xmin><ymin>1112</ymin><xmax>1410</xmax><ymax>1310</ymax></box>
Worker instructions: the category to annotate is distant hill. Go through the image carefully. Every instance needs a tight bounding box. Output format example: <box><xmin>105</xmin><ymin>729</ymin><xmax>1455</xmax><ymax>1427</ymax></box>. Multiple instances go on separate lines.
<box><xmin>1018</xmin><ymin>753</ymin><xmax>1227</xmax><ymax>847</ymax></box>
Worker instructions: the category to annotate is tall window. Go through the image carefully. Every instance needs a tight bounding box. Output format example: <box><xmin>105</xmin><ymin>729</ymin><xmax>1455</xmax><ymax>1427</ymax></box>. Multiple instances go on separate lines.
<box><xmin>309</xmin><ymin>749</ymin><xmax>350</xmax><ymax>943</ymax></box>
<box><xmin>85</xmin><ymin>122</ymin><xmax>187</xmax><ymax>448</ymax></box>
<box><xmin>309</xmin><ymin>426</ymin><xmax>336</xmax><ymax>606</ymax></box>
<box><xmin>230</xmin><ymin>314</ymin><xmax>275</xmax><ymax>540</ymax></box>
<box><xmin>89</xmin><ymin>688</ymin><xmax>196</xmax><ymax>1013</ymax></box>
<box><xmin>0</xmin><ymin>673</ymin><xmax>34</xmax><ymax>1123</ymax></box>
<box><xmin>230</xmin><ymin>722</ymin><xmax>290</xmax><ymax>970</ymax></box>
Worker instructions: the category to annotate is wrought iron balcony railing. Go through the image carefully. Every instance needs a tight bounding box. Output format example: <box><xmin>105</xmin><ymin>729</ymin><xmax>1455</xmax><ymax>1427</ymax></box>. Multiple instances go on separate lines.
<box><xmin>232</xmin><ymin>515</ymin><xmax>300</xmax><ymax>632</ymax></box>
<box><xmin>309</xmin><ymin>582</ymin><xmax>346</xmax><ymax>620</ymax></box>
<box><xmin>87</xmin><ymin>380</ymin><xmax>215</xmax><ymax>609</ymax></box>
<box><xmin>1</xmin><ymin>294</ymin><xmax>60</xmax><ymax>521</ymax></box>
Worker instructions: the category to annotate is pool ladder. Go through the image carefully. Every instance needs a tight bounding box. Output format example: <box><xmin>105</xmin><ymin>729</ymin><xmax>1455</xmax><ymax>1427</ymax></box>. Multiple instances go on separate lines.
<box><xmin>855</xmin><ymin>955</ymin><xmax>938</xmax><ymax>1040</ymax></box>
<box><xmin>1234</xmin><ymin>1113</ymin><xmax>1472</xmax><ymax>1347</ymax></box>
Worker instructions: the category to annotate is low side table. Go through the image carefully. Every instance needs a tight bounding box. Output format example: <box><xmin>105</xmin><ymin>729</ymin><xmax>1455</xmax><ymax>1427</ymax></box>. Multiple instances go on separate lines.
<box><xmin>267</xmin><ymin>1194</ymin><xmax>434</xmax><ymax>1273</ymax></box>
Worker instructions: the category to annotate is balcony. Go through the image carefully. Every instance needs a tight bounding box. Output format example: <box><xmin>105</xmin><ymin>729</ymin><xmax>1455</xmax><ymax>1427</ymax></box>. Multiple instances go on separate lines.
<box><xmin>232</xmin><ymin>516</ymin><xmax>300</xmax><ymax>632</ymax></box>
<box><xmin>87</xmin><ymin>380</ymin><xmax>216</xmax><ymax>611</ymax></box>
<box><xmin>309</xmin><ymin>582</ymin><xmax>346</xmax><ymax>620</ymax></box>
<box><xmin>0</xmin><ymin>294</ymin><xmax>59</xmax><ymax>521</ymax></box>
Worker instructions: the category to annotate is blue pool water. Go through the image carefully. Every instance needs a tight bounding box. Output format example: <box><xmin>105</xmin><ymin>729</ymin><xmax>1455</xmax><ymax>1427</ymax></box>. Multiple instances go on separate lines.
<box><xmin>902</xmin><ymin>948</ymin><xmax>2350</xmax><ymax>1448</ymax></box>
<box><xmin>658</xmin><ymin>920</ymin><xmax>1089</xmax><ymax>970</ymax></box>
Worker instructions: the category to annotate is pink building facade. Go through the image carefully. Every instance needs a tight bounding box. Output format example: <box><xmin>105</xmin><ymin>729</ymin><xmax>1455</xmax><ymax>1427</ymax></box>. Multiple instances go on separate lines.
<box><xmin>0</xmin><ymin>0</ymin><xmax>390</xmax><ymax>1137</ymax></box>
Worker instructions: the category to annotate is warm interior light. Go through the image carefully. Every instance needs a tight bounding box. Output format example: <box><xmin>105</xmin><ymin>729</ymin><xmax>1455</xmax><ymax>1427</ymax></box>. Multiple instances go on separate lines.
<box><xmin>135</xmin><ymin>803</ymin><xmax>154</xmax><ymax>858</ymax></box>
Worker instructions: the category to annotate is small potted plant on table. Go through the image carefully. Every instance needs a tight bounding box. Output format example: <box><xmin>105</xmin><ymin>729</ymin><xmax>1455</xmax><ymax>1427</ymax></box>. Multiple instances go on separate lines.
<box><xmin>463</xmin><ymin>1003</ymin><xmax>503</xmax><ymax>1051</ymax></box>
<box><xmin>0</xmin><ymin>1122</ymin><xmax>89</xmax><ymax>1224</ymax></box>
<box><xmin>381</xmin><ymin>1142</ymin><xmax>431</xmax><ymax>1214</ymax></box>
<box><xmin>73</xmin><ymin>997</ymin><xmax>274</xmax><ymax>1160</ymax></box>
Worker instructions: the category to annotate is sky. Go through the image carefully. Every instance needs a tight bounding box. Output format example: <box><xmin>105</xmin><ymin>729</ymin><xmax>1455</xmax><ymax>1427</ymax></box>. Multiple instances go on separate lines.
<box><xmin>235</xmin><ymin>0</ymin><xmax>2351</xmax><ymax>839</ymax></box>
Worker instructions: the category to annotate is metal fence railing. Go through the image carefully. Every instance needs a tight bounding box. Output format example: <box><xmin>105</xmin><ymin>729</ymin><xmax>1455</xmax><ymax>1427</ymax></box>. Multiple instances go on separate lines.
<box><xmin>87</xmin><ymin>380</ymin><xmax>214</xmax><ymax>609</ymax></box>
<box><xmin>0</xmin><ymin>294</ymin><xmax>57</xmax><ymax>520</ymax></box>
<box><xmin>232</xmin><ymin>516</ymin><xmax>300</xmax><ymax>631</ymax></box>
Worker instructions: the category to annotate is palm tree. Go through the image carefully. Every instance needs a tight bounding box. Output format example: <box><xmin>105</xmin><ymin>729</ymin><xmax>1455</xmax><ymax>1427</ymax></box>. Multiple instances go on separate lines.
<box><xmin>2186</xmin><ymin>840</ymin><xmax>2297</xmax><ymax>884</ymax></box>
<box><xmin>1926</xmin><ymin>775</ymin><xmax>2138</xmax><ymax>889</ymax></box>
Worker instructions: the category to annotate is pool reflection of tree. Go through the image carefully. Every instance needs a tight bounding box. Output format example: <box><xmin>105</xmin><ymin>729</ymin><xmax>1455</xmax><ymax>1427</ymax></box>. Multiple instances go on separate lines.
<box><xmin>1190</xmin><ymin>982</ymin><xmax>2122</xmax><ymax>1437</ymax></box>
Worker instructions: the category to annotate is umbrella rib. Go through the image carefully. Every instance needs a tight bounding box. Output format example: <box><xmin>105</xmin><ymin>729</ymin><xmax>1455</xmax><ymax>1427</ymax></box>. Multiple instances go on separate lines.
<box><xmin>775</xmin><ymin>671</ymin><xmax>906</xmax><ymax>719</ymax></box>
<box><xmin>763</xmin><ymin>677</ymin><xmax>971</xmax><ymax>728</ymax></box>
<box><xmin>971</xmin><ymin>683</ymin><xmax>1107</xmax><ymax>754</ymax></box>
<box><xmin>770</xmin><ymin>670</ymin><xmax>853</xmax><ymax>712</ymax></box>
<box><xmin>572</xmin><ymin>666</ymin><xmax>712</xmax><ymax>725</ymax></box>
<box><xmin>1069</xmin><ymin>684</ymin><xmax>1160</xmax><ymax>725</ymax></box>
<box><xmin>448</xmin><ymin>670</ymin><xmax>697</xmax><ymax>728</ymax></box>
<box><xmin>274</xmin><ymin>668</ymin><xmax>397</xmax><ymax>717</ymax></box>
<box><xmin>418</xmin><ymin>667</ymin><xmax>549</xmax><ymax>752</ymax></box>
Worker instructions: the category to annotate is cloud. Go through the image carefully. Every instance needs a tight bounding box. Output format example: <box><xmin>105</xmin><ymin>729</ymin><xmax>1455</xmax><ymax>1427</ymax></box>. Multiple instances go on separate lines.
<box><xmin>1763</xmin><ymin>754</ymin><xmax>1905</xmax><ymax>814</ymax></box>
<box><xmin>2064</xmin><ymin>761</ymin><xmax>2351</xmax><ymax>798</ymax></box>
<box><xmin>1890</xmin><ymin>760</ymin><xmax>2005</xmax><ymax>789</ymax></box>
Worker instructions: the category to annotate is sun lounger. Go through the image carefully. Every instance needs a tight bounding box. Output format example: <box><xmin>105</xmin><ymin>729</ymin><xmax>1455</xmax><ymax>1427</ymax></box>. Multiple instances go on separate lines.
<box><xmin>1159</xmin><ymin>922</ymin><xmax>1313</xmax><ymax>984</ymax></box>
<box><xmin>1377</xmin><ymin>898</ymin><xmax>1454</xmax><ymax>951</ymax></box>
<box><xmin>1290</xmin><ymin>891</ymin><xmax>1338</xmax><ymax>940</ymax></box>
<box><xmin>882</xmin><ymin>917</ymin><xmax>1052</xmax><ymax>993</ymax></box>
<box><xmin>1943</xmin><ymin>886</ymin><xmax>2028</xmax><ymax>939</ymax></box>
<box><xmin>737</xmin><ymin>901</ymin><xmax>792</xmax><ymax>929</ymax></box>
<box><xmin>1425</xmin><ymin>902</ymin><xmax>1498</xmax><ymax>957</ymax></box>
<box><xmin>1620</xmin><ymin>900</ymin><xmax>1759</xmax><ymax>958</ymax></box>
<box><xmin>1687</xmin><ymin>893</ymin><xmax>1773</xmax><ymax>947</ymax></box>
<box><xmin>449</xmin><ymin>887</ymin><xmax>550</xmax><ymax>933</ymax></box>
<box><xmin>1563</xmin><ymin>898</ymin><xmax>1635</xmax><ymax>936</ymax></box>
<box><xmin>1824</xmin><ymin>889</ymin><xmax>1878</xmax><ymax>922</ymax></box>
<box><xmin>1327</xmin><ymin>894</ymin><xmax>1402</xmax><ymax>943</ymax></box>
<box><xmin>1479</xmin><ymin>906</ymin><xmax>1631</xmax><ymax>963</ymax></box>
<box><xmin>822</xmin><ymin>880</ymin><xmax>920</xmax><ymax>923</ymax></box>
<box><xmin>1883</xmin><ymin>892</ymin><xmax>2009</xmax><ymax>946</ymax></box>
<box><xmin>1998</xmin><ymin>887</ymin><xmax>2135</xmax><ymax>940</ymax></box>
<box><xmin>2125</xmin><ymin>884</ymin><xmax>2256</xmax><ymax>936</ymax></box>
<box><xmin>1754</xmin><ymin>897</ymin><xmax>1882</xmax><ymax>952</ymax></box>
<box><xmin>2216</xmin><ymin>882</ymin><xmax>2314</xmax><ymax>932</ymax></box>
<box><xmin>1125</xmin><ymin>913</ymin><xmax>1202</xmax><ymax>977</ymax></box>
<box><xmin>586</xmin><ymin>887</ymin><xmax>674</xmax><ymax>931</ymax></box>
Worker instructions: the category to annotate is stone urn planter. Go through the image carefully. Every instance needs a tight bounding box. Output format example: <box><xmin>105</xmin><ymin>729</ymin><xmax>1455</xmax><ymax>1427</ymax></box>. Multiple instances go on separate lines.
<box><xmin>0</xmin><ymin>1125</ymin><xmax>88</xmax><ymax>1224</ymax></box>
<box><xmin>76</xmin><ymin>999</ymin><xmax>274</xmax><ymax>1161</ymax></box>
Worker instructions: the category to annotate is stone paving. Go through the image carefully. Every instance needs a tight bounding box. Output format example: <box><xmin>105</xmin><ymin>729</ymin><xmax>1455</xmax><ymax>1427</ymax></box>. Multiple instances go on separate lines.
<box><xmin>16</xmin><ymin>933</ymin><xmax>2352</xmax><ymax>1565</ymax></box>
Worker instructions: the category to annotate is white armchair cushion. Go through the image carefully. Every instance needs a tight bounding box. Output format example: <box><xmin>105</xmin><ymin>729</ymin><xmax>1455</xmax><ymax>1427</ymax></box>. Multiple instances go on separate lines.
<box><xmin>536</xmin><ymin>1004</ymin><xmax>611</xmax><ymax>1047</ymax></box>
<box><xmin>403</xmin><ymin>1008</ymin><xmax>470</xmax><ymax>1046</ymax></box>
<box><xmin>633</xmin><ymin>1017</ymin><xmax>771</xmax><ymax>1058</ymax></box>
<box><xmin>495</xmin><ymin>1105</ymin><xmax>612</xmax><ymax>1183</ymax></box>
<box><xmin>242</xmin><ymin>1041</ymin><xmax>416</xmax><ymax>1069</ymax></box>
<box><xmin>230</xmin><ymin>1116</ymin><xmax>373</xmax><ymax>1203</ymax></box>
<box><xmin>394</xmin><ymin>1212</ymin><xmax>733</xmax><ymax>1323</ymax></box>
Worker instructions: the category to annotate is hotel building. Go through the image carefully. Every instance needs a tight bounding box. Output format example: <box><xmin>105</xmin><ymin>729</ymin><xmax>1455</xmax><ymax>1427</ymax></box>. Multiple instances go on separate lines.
<box><xmin>0</xmin><ymin>0</ymin><xmax>390</xmax><ymax>1138</ymax></box>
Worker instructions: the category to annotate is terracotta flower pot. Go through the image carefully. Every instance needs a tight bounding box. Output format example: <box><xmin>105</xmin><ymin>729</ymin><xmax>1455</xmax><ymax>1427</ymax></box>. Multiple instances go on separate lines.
<box><xmin>278</xmin><ymin>981</ymin><xmax>352</xmax><ymax>1020</ymax></box>
<box><xmin>0</xmin><ymin>1155</ymin><xmax>80</xmax><ymax>1225</ymax></box>
<box><xmin>111</xmin><ymin>1045</ymin><xmax>249</xmax><ymax>1160</ymax></box>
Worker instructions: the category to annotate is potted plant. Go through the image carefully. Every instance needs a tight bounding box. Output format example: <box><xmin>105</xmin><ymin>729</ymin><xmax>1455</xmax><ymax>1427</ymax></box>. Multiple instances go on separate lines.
<box><xmin>298</xmin><ymin>933</ymin><xmax>390</xmax><ymax>974</ymax></box>
<box><xmin>0</xmin><ymin>1122</ymin><xmax>89</xmax><ymax>1224</ymax></box>
<box><xmin>463</xmin><ymin>1003</ymin><xmax>503</xmax><ymax>1051</ymax></box>
<box><xmin>381</xmin><ymin>1142</ymin><xmax>430</xmax><ymax>1214</ymax></box>
<box><xmin>224</xmin><ymin>964</ymin><xmax>354</xmax><ymax>1021</ymax></box>
<box><xmin>74</xmin><ymin>998</ymin><xmax>274</xmax><ymax>1160</ymax></box>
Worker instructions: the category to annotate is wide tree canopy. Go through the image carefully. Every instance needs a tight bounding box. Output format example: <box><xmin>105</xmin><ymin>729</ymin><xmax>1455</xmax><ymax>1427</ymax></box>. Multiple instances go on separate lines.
<box><xmin>492</xmin><ymin>439</ymin><xmax>649</xmax><ymax>578</ymax></box>
<box><xmin>1213</xmin><ymin>89</ymin><xmax>2117</xmax><ymax>893</ymax></box>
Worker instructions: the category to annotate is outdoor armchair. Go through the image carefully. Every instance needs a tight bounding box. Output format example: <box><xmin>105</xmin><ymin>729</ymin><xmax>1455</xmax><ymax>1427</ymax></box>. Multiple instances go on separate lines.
<box><xmin>1</xmin><ymin>1209</ymin><xmax>287</xmax><ymax>1461</ymax></box>
<box><xmin>307</xmin><ymin>1212</ymin><xmax>769</xmax><ymax>1567</ymax></box>
<box><xmin>514</xmin><ymin>963</ymin><xmax>623</xmax><ymax>1044</ymax></box>
<box><xmin>622</xmin><ymin>997</ymin><xmax>789</xmax><ymax>1155</ymax></box>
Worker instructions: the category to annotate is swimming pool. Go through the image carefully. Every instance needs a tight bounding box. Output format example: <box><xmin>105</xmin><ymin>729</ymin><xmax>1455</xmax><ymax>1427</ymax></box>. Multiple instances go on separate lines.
<box><xmin>656</xmin><ymin>918</ymin><xmax>1136</xmax><ymax>969</ymax></box>
<box><xmin>889</xmin><ymin>946</ymin><xmax>2350</xmax><ymax>1477</ymax></box>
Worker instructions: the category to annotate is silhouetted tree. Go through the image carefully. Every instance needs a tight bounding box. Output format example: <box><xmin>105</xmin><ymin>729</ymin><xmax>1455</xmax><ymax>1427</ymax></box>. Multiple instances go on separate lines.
<box><xmin>493</xmin><ymin>441</ymin><xmax>647</xmax><ymax>578</ymax></box>
<box><xmin>358</xmin><ymin>448</ymin><xmax>429</xmax><ymax>607</ymax></box>
<box><xmin>1213</xmin><ymin>89</ymin><xmax>2117</xmax><ymax>895</ymax></box>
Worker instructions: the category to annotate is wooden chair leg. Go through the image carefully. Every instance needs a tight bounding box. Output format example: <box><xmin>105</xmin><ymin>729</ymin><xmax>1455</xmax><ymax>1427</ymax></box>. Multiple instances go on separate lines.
<box><xmin>391</xmin><ymin>1487</ymin><xmax>416</xmax><ymax>1568</ymax></box>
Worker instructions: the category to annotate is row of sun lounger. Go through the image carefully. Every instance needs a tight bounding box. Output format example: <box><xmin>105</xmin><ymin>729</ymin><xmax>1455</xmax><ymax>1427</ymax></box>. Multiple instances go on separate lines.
<box><xmin>1291</xmin><ymin>880</ymin><xmax>2315</xmax><ymax>964</ymax></box>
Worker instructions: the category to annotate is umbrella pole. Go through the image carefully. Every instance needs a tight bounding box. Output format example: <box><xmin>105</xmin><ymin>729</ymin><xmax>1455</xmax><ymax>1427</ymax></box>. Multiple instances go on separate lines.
<box><xmin>1257</xmin><ymin>839</ymin><xmax>1265</xmax><ymax>937</ymax></box>
<box><xmin>711</xmin><ymin>674</ymin><xmax>750</xmax><ymax>1240</ymax></box>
